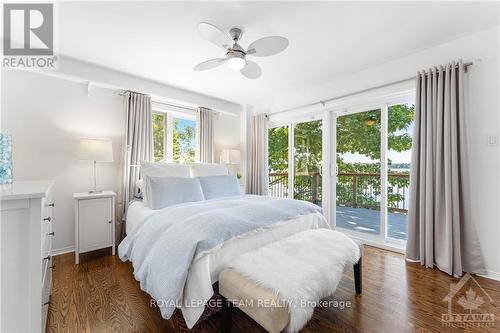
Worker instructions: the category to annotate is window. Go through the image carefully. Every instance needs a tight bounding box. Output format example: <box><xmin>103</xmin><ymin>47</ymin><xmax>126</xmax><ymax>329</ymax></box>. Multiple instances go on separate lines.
<box><xmin>152</xmin><ymin>111</ymin><xmax>196</xmax><ymax>163</ymax></box>
<box><xmin>172</xmin><ymin>117</ymin><xmax>196</xmax><ymax>163</ymax></box>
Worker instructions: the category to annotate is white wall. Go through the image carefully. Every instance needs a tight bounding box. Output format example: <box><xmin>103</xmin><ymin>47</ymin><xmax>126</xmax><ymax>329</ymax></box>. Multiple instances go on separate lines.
<box><xmin>1</xmin><ymin>71</ymin><xmax>242</xmax><ymax>253</ymax></box>
<box><xmin>266</xmin><ymin>26</ymin><xmax>500</xmax><ymax>279</ymax></box>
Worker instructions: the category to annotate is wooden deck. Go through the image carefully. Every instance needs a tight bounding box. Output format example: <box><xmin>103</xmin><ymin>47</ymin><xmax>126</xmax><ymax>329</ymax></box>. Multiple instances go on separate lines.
<box><xmin>336</xmin><ymin>205</ymin><xmax>408</xmax><ymax>240</ymax></box>
<box><xmin>47</xmin><ymin>246</ymin><xmax>500</xmax><ymax>333</ymax></box>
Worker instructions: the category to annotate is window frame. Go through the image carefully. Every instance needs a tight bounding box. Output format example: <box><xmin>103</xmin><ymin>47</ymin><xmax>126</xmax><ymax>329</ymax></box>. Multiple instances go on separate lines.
<box><xmin>152</xmin><ymin>107</ymin><xmax>197</xmax><ymax>163</ymax></box>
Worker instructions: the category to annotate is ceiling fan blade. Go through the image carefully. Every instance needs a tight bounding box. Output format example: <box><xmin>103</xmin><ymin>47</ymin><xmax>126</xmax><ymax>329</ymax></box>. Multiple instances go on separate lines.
<box><xmin>240</xmin><ymin>61</ymin><xmax>262</xmax><ymax>79</ymax></box>
<box><xmin>246</xmin><ymin>36</ymin><xmax>289</xmax><ymax>57</ymax></box>
<box><xmin>194</xmin><ymin>58</ymin><xmax>226</xmax><ymax>71</ymax></box>
<box><xmin>198</xmin><ymin>22</ymin><xmax>232</xmax><ymax>49</ymax></box>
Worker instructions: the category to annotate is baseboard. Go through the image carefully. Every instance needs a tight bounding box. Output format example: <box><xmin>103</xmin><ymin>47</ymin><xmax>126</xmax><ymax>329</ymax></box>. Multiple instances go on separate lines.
<box><xmin>479</xmin><ymin>270</ymin><xmax>500</xmax><ymax>282</ymax></box>
<box><xmin>52</xmin><ymin>246</ymin><xmax>75</xmax><ymax>256</ymax></box>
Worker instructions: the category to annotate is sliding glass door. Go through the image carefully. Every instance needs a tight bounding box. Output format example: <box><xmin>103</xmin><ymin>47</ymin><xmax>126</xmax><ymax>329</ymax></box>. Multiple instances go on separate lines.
<box><xmin>386</xmin><ymin>103</ymin><xmax>414</xmax><ymax>240</ymax></box>
<box><xmin>334</xmin><ymin>103</ymin><xmax>414</xmax><ymax>243</ymax></box>
<box><xmin>268</xmin><ymin>120</ymin><xmax>323</xmax><ymax>207</ymax></box>
<box><xmin>294</xmin><ymin>120</ymin><xmax>323</xmax><ymax>205</ymax></box>
<box><xmin>336</xmin><ymin>109</ymin><xmax>381</xmax><ymax>235</ymax></box>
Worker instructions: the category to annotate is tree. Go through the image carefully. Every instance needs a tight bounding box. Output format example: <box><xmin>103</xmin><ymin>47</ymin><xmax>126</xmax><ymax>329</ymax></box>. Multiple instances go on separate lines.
<box><xmin>267</xmin><ymin>104</ymin><xmax>414</xmax><ymax>207</ymax></box>
<box><xmin>268</xmin><ymin>104</ymin><xmax>414</xmax><ymax>173</ymax></box>
<box><xmin>152</xmin><ymin>113</ymin><xmax>165</xmax><ymax>162</ymax></box>
<box><xmin>268</xmin><ymin>126</ymin><xmax>289</xmax><ymax>172</ymax></box>
<box><xmin>173</xmin><ymin>118</ymin><xmax>195</xmax><ymax>163</ymax></box>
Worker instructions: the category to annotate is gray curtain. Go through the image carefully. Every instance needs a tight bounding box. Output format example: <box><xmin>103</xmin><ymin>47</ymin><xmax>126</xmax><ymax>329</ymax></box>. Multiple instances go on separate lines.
<box><xmin>247</xmin><ymin>114</ymin><xmax>269</xmax><ymax>195</ymax></box>
<box><xmin>121</xmin><ymin>91</ymin><xmax>152</xmax><ymax>240</ymax></box>
<box><xmin>196</xmin><ymin>107</ymin><xmax>214</xmax><ymax>163</ymax></box>
<box><xmin>406</xmin><ymin>60</ymin><xmax>485</xmax><ymax>276</ymax></box>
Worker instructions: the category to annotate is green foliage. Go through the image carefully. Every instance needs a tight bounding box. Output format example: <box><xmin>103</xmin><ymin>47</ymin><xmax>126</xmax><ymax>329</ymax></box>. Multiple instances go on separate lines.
<box><xmin>152</xmin><ymin>113</ymin><xmax>165</xmax><ymax>162</ymax></box>
<box><xmin>268</xmin><ymin>126</ymin><xmax>289</xmax><ymax>172</ymax></box>
<box><xmin>172</xmin><ymin>118</ymin><xmax>196</xmax><ymax>163</ymax></box>
<box><xmin>268</xmin><ymin>104</ymin><xmax>414</xmax><ymax>209</ymax></box>
<box><xmin>294</xmin><ymin>120</ymin><xmax>322</xmax><ymax>174</ymax></box>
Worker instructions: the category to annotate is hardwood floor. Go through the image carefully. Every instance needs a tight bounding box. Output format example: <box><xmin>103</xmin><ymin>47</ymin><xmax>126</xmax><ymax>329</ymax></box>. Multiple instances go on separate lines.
<box><xmin>47</xmin><ymin>247</ymin><xmax>500</xmax><ymax>333</ymax></box>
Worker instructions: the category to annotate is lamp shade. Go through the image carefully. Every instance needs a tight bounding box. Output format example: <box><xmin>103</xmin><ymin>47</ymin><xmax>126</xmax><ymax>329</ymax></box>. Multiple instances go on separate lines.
<box><xmin>220</xmin><ymin>149</ymin><xmax>241</xmax><ymax>164</ymax></box>
<box><xmin>79</xmin><ymin>139</ymin><xmax>113</xmax><ymax>162</ymax></box>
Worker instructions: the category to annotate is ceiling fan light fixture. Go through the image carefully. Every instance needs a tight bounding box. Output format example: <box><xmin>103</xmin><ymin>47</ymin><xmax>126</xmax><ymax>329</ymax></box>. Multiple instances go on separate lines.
<box><xmin>195</xmin><ymin>22</ymin><xmax>288</xmax><ymax>79</ymax></box>
<box><xmin>227</xmin><ymin>56</ymin><xmax>246</xmax><ymax>71</ymax></box>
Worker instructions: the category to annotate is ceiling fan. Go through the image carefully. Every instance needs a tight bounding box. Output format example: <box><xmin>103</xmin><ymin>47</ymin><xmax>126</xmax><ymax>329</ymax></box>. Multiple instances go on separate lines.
<box><xmin>194</xmin><ymin>22</ymin><xmax>289</xmax><ymax>79</ymax></box>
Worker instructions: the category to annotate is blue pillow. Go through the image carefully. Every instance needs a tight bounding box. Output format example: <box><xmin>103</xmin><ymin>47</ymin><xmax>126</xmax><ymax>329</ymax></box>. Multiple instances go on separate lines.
<box><xmin>144</xmin><ymin>176</ymin><xmax>204</xmax><ymax>210</ymax></box>
<box><xmin>198</xmin><ymin>175</ymin><xmax>241</xmax><ymax>200</ymax></box>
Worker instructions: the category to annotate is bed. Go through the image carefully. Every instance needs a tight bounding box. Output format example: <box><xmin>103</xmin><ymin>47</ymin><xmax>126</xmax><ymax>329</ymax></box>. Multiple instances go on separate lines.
<box><xmin>119</xmin><ymin>163</ymin><xmax>330</xmax><ymax>328</ymax></box>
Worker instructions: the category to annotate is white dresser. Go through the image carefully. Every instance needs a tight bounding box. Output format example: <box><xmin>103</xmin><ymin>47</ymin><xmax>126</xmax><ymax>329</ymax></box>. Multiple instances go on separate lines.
<box><xmin>0</xmin><ymin>181</ymin><xmax>55</xmax><ymax>333</ymax></box>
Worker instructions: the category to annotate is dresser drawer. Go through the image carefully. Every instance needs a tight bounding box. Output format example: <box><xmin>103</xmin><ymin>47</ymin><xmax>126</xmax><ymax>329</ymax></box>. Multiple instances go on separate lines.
<box><xmin>41</xmin><ymin>238</ymin><xmax>52</xmax><ymax>280</ymax></box>
<box><xmin>42</xmin><ymin>191</ymin><xmax>54</xmax><ymax>232</ymax></box>
<box><xmin>42</xmin><ymin>256</ymin><xmax>53</xmax><ymax>305</ymax></box>
<box><xmin>41</xmin><ymin>229</ymin><xmax>53</xmax><ymax>264</ymax></box>
<box><xmin>41</xmin><ymin>302</ymin><xmax>49</xmax><ymax>332</ymax></box>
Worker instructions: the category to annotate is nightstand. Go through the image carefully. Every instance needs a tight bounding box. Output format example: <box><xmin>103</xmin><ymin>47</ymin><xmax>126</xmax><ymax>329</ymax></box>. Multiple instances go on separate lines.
<box><xmin>239</xmin><ymin>183</ymin><xmax>246</xmax><ymax>194</ymax></box>
<box><xmin>74</xmin><ymin>191</ymin><xmax>116</xmax><ymax>264</ymax></box>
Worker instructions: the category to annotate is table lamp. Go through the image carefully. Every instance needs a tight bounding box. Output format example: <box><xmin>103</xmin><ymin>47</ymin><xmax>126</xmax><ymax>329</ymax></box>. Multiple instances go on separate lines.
<box><xmin>79</xmin><ymin>139</ymin><xmax>113</xmax><ymax>193</ymax></box>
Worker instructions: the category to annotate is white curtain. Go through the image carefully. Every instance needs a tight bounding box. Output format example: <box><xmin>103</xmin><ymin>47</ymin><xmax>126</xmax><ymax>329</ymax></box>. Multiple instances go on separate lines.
<box><xmin>247</xmin><ymin>114</ymin><xmax>269</xmax><ymax>195</ymax></box>
<box><xmin>406</xmin><ymin>60</ymin><xmax>485</xmax><ymax>276</ymax></box>
<box><xmin>121</xmin><ymin>91</ymin><xmax>152</xmax><ymax>239</ymax></box>
<box><xmin>196</xmin><ymin>107</ymin><xmax>214</xmax><ymax>163</ymax></box>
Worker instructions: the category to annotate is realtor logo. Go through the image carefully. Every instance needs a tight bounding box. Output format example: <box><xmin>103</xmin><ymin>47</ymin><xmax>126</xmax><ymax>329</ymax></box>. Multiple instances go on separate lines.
<box><xmin>3</xmin><ymin>3</ymin><xmax>57</xmax><ymax>69</ymax></box>
<box><xmin>441</xmin><ymin>273</ymin><xmax>495</xmax><ymax>328</ymax></box>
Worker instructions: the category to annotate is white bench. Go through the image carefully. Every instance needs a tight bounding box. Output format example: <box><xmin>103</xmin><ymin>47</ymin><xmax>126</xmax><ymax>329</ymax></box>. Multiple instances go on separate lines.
<box><xmin>219</xmin><ymin>230</ymin><xmax>363</xmax><ymax>333</ymax></box>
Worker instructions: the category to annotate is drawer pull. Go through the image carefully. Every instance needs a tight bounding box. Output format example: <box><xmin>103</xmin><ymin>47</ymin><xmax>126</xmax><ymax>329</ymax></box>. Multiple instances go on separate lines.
<box><xmin>47</xmin><ymin>232</ymin><xmax>55</xmax><ymax>236</ymax></box>
<box><xmin>43</xmin><ymin>255</ymin><xmax>51</xmax><ymax>261</ymax></box>
<box><xmin>43</xmin><ymin>217</ymin><xmax>51</xmax><ymax>222</ymax></box>
<box><xmin>43</xmin><ymin>301</ymin><xmax>50</xmax><ymax>306</ymax></box>
<box><xmin>108</xmin><ymin>220</ymin><xmax>112</xmax><ymax>224</ymax></box>
<box><xmin>45</xmin><ymin>203</ymin><xmax>55</xmax><ymax>207</ymax></box>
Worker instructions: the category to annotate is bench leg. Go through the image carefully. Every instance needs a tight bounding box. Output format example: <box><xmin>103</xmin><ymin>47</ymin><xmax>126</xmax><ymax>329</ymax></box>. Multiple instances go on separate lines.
<box><xmin>221</xmin><ymin>297</ymin><xmax>233</xmax><ymax>333</ymax></box>
<box><xmin>353</xmin><ymin>257</ymin><xmax>362</xmax><ymax>294</ymax></box>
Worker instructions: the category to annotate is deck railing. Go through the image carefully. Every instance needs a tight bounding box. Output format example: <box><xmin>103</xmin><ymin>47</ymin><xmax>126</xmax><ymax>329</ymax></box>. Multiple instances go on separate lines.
<box><xmin>269</xmin><ymin>172</ymin><xmax>410</xmax><ymax>213</ymax></box>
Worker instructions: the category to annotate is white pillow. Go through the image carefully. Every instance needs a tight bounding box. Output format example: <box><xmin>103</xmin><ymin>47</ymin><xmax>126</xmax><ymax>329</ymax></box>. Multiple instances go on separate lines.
<box><xmin>141</xmin><ymin>161</ymin><xmax>191</xmax><ymax>178</ymax></box>
<box><xmin>189</xmin><ymin>163</ymin><xmax>229</xmax><ymax>177</ymax></box>
<box><xmin>141</xmin><ymin>161</ymin><xmax>191</xmax><ymax>205</ymax></box>
<box><xmin>198</xmin><ymin>175</ymin><xmax>241</xmax><ymax>200</ymax></box>
<box><xmin>144</xmin><ymin>176</ymin><xmax>204</xmax><ymax>210</ymax></box>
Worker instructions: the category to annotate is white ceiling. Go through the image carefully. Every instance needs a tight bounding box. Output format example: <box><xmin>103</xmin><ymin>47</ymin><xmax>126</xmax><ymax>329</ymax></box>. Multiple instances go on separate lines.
<box><xmin>59</xmin><ymin>1</ymin><xmax>499</xmax><ymax>109</ymax></box>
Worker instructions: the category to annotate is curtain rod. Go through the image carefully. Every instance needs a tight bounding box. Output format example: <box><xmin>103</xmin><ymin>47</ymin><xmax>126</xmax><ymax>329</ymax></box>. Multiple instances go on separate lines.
<box><xmin>152</xmin><ymin>100</ymin><xmax>198</xmax><ymax>112</ymax></box>
<box><xmin>271</xmin><ymin>61</ymin><xmax>473</xmax><ymax>116</ymax></box>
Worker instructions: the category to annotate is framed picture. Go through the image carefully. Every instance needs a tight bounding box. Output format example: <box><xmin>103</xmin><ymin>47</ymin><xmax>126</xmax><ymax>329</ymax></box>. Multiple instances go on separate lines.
<box><xmin>0</xmin><ymin>133</ymin><xmax>13</xmax><ymax>184</ymax></box>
